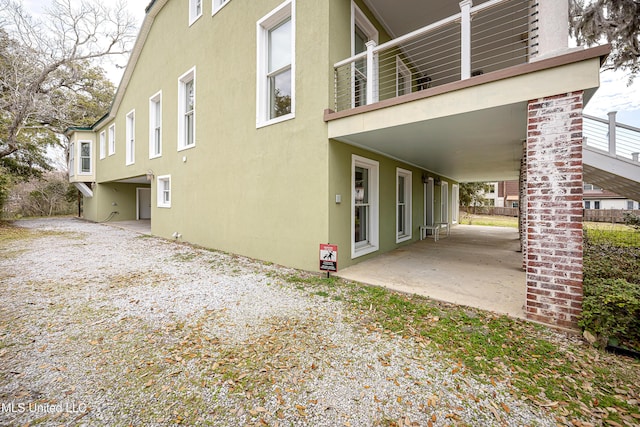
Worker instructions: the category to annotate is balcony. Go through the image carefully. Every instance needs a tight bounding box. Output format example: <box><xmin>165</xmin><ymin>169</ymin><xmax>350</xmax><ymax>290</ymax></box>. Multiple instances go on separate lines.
<box><xmin>333</xmin><ymin>0</ymin><xmax>537</xmax><ymax>113</ymax></box>
<box><xmin>325</xmin><ymin>0</ymin><xmax>607</xmax><ymax>183</ymax></box>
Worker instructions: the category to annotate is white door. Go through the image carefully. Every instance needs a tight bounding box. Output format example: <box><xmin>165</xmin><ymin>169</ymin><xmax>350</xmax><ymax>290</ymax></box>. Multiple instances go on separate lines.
<box><xmin>138</xmin><ymin>188</ymin><xmax>151</xmax><ymax>220</ymax></box>
<box><xmin>424</xmin><ymin>178</ymin><xmax>434</xmax><ymax>227</ymax></box>
<box><xmin>441</xmin><ymin>181</ymin><xmax>449</xmax><ymax>224</ymax></box>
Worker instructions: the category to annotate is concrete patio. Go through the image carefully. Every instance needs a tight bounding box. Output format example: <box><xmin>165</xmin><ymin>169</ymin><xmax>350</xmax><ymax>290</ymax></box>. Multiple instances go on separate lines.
<box><xmin>102</xmin><ymin>219</ymin><xmax>151</xmax><ymax>234</ymax></box>
<box><xmin>337</xmin><ymin>225</ymin><xmax>526</xmax><ymax>319</ymax></box>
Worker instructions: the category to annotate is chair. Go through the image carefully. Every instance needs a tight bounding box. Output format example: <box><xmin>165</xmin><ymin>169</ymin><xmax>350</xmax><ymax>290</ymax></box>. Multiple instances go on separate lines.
<box><xmin>420</xmin><ymin>222</ymin><xmax>449</xmax><ymax>242</ymax></box>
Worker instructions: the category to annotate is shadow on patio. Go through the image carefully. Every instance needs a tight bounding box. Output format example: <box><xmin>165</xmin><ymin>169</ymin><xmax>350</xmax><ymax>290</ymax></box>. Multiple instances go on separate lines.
<box><xmin>337</xmin><ymin>225</ymin><xmax>526</xmax><ymax>319</ymax></box>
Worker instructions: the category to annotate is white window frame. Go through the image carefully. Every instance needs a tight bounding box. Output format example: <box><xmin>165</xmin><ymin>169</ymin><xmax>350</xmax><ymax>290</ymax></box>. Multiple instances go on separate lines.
<box><xmin>69</xmin><ymin>142</ymin><xmax>75</xmax><ymax>177</ymax></box>
<box><xmin>108</xmin><ymin>124</ymin><xmax>115</xmax><ymax>156</ymax></box>
<box><xmin>212</xmin><ymin>0</ymin><xmax>230</xmax><ymax>15</ymax></box>
<box><xmin>396</xmin><ymin>56</ymin><xmax>412</xmax><ymax>97</ymax></box>
<box><xmin>351</xmin><ymin>1</ymin><xmax>378</xmax><ymax>107</ymax></box>
<box><xmin>256</xmin><ymin>0</ymin><xmax>295</xmax><ymax>128</ymax></box>
<box><xmin>125</xmin><ymin>110</ymin><xmax>135</xmax><ymax>166</ymax></box>
<box><xmin>78</xmin><ymin>140</ymin><xmax>92</xmax><ymax>175</ymax></box>
<box><xmin>178</xmin><ymin>67</ymin><xmax>196</xmax><ymax>151</ymax></box>
<box><xmin>351</xmin><ymin>154</ymin><xmax>379</xmax><ymax>258</ymax></box>
<box><xmin>189</xmin><ymin>0</ymin><xmax>203</xmax><ymax>26</ymax></box>
<box><xmin>441</xmin><ymin>180</ymin><xmax>449</xmax><ymax>223</ymax></box>
<box><xmin>451</xmin><ymin>183</ymin><xmax>459</xmax><ymax>224</ymax></box>
<box><xmin>157</xmin><ymin>175</ymin><xmax>171</xmax><ymax>208</ymax></box>
<box><xmin>396</xmin><ymin>168</ymin><xmax>412</xmax><ymax>243</ymax></box>
<box><xmin>149</xmin><ymin>91</ymin><xmax>162</xmax><ymax>159</ymax></box>
<box><xmin>99</xmin><ymin>131</ymin><xmax>106</xmax><ymax>159</ymax></box>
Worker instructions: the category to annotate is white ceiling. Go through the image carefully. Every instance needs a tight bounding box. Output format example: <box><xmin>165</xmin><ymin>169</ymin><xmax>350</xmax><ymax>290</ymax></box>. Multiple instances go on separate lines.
<box><xmin>335</xmin><ymin>101</ymin><xmax>528</xmax><ymax>182</ymax></box>
<box><xmin>362</xmin><ymin>0</ymin><xmax>492</xmax><ymax>38</ymax></box>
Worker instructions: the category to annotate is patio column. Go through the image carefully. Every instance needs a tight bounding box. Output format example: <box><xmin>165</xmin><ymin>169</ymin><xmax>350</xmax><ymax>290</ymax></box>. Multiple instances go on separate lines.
<box><xmin>525</xmin><ymin>91</ymin><xmax>584</xmax><ymax>329</ymax></box>
<box><xmin>530</xmin><ymin>0</ymin><xmax>571</xmax><ymax>61</ymax></box>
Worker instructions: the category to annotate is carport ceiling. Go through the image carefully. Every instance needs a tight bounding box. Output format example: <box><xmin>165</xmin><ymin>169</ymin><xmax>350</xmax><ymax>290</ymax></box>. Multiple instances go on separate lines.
<box><xmin>335</xmin><ymin>102</ymin><xmax>528</xmax><ymax>183</ymax></box>
<box><xmin>363</xmin><ymin>0</ymin><xmax>494</xmax><ymax>37</ymax></box>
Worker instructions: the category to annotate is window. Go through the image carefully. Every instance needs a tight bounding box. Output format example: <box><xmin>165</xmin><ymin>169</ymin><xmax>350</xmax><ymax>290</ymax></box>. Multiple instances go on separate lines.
<box><xmin>157</xmin><ymin>175</ymin><xmax>171</xmax><ymax>208</ymax></box>
<box><xmin>108</xmin><ymin>124</ymin><xmax>115</xmax><ymax>156</ymax></box>
<box><xmin>511</xmin><ymin>201</ymin><xmax>519</xmax><ymax>208</ymax></box>
<box><xmin>189</xmin><ymin>0</ymin><xmax>202</xmax><ymax>25</ymax></box>
<box><xmin>99</xmin><ymin>131</ymin><xmax>106</xmax><ymax>159</ymax></box>
<box><xmin>351</xmin><ymin>2</ymin><xmax>378</xmax><ymax>107</ymax></box>
<box><xmin>178</xmin><ymin>68</ymin><xmax>196</xmax><ymax>150</ymax></box>
<box><xmin>584</xmin><ymin>200</ymin><xmax>591</xmax><ymax>209</ymax></box>
<box><xmin>212</xmin><ymin>0</ymin><xmax>230</xmax><ymax>14</ymax></box>
<box><xmin>396</xmin><ymin>57</ymin><xmax>411</xmax><ymax>97</ymax></box>
<box><xmin>441</xmin><ymin>181</ymin><xmax>449</xmax><ymax>223</ymax></box>
<box><xmin>126</xmin><ymin>110</ymin><xmax>135</xmax><ymax>165</ymax></box>
<box><xmin>149</xmin><ymin>91</ymin><xmax>162</xmax><ymax>158</ymax></box>
<box><xmin>69</xmin><ymin>142</ymin><xmax>75</xmax><ymax>177</ymax></box>
<box><xmin>79</xmin><ymin>141</ymin><xmax>92</xmax><ymax>174</ymax></box>
<box><xmin>396</xmin><ymin>168</ymin><xmax>412</xmax><ymax>242</ymax></box>
<box><xmin>352</xmin><ymin>155</ymin><xmax>379</xmax><ymax>258</ymax></box>
<box><xmin>627</xmin><ymin>201</ymin><xmax>635</xmax><ymax>210</ymax></box>
<box><xmin>594</xmin><ymin>201</ymin><xmax>600</xmax><ymax>210</ymax></box>
<box><xmin>257</xmin><ymin>0</ymin><xmax>295</xmax><ymax>127</ymax></box>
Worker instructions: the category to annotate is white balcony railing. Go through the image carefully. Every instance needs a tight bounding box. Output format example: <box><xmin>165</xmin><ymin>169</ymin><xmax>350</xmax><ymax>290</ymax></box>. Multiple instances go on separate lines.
<box><xmin>584</xmin><ymin>113</ymin><xmax>640</xmax><ymax>162</ymax></box>
<box><xmin>333</xmin><ymin>0</ymin><xmax>539</xmax><ymax>112</ymax></box>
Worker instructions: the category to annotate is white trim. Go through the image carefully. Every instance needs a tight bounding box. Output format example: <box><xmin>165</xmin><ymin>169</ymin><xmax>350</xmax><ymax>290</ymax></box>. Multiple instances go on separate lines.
<box><xmin>440</xmin><ymin>180</ymin><xmax>449</xmax><ymax>223</ymax></box>
<box><xmin>351</xmin><ymin>154</ymin><xmax>379</xmax><ymax>258</ymax></box>
<box><xmin>69</xmin><ymin>142</ymin><xmax>75</xmax><ymax>177</ymax></box>
<box><xmin>396</xmin><ymin>56</ymin><xmax>412</xmax><ymax>96</ymax></box>
<box><xmin>212</xmin><ymin>0</ymin><xmax>230</xmax><ymax>16</ymax></box>
<box><xmin>177</xmin><ymin>67</ymin><xmax>196</xmax><ymax>151</ymax></box>
<box><xmin>351</xmin><ymin>2</ymin><xmax>378</xmax><ymax>107</ymax></box>
<box><xmin>189</xmin><ymin>0</ymin><xmax>203</xmax><ymax>26</ymax></box>
<box><xmin>451</xmin><ymin>183</ymin><xmax>459</xmax><ymax>224</ymax></box>
<box><xmin>157</xmin><ymin>175</ymin><xmax>171</xmax><ymax>208</ymax></box>
<box><xmin>125</xmin><ymin>109</ymin><xmax>135</xmax><ymax>166</ymax></box>
<box><xmin>78</xmin><ymin>140</ymin><xmax>93</xmax><ymax>175</ymax></box>
<box><xmin>423</xmin><ymin>177</ymin><xmax>434</xmax><ymax>227</ymax></box>
<box><xmin>99</xmin><ymin>131</ymin><xmax>106</xmax><ymax>160</ymax></box>
<box><xmin>108</xmin><ymin>124</ymin><xmax>115</xmax><ymax>156</ymax></box>
<box><xmin>256</xmin><ymin>0</ymin><xmax>295</xmax><ymax>128</ymax></box>
<box><xmin>149</xmin><ymin>90</ymin><xmax>162</xmax><ymax>159</ymax></box>
<box><xmin>396</xmin><ymin>167</ymin><xmax>412</xmax><ymax>243</ymax></box>
<box><xmin>351</xmin><ymin>1</ymin><xmax>378</xmax><ymax>54</ymax></box>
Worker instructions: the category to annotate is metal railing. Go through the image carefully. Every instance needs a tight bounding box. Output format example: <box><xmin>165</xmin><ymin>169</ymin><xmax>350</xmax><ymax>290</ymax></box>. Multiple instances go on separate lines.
<box><xmin>333</xmin><ymin>0</ymin><xmax>538</xmax><ymax>112</ymax></box>
<box><xmin>583</xmin><ymin>113</ymin><xmax>640</xmax><ymax>162</ymax></box>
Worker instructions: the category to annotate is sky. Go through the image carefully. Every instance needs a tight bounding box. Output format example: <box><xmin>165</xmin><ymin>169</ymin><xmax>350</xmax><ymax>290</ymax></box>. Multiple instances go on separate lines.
<box><xmin>20</xmin><ymin>0</ymin><xmax>640</xmax><ymax>128</ymax></box>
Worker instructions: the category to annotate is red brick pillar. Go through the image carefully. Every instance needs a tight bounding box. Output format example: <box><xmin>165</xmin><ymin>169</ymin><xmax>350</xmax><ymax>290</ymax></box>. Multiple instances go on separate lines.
<box><xmin>525</xmin><ymin>91</ymin><xmax>584</xmax><ymax>329</ymax></box>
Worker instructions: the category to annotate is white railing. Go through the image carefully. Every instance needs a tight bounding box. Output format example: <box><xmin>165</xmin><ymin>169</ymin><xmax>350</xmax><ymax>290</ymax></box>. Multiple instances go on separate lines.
<box><xmin>583</xmin><ymin>112</ymin><xmax>640</xmax><ymax>162</ymax></box>
<box><xmin>333</xmin><ymin>0</ymin><xmax>538</xmax><ymax>112</ymax></box>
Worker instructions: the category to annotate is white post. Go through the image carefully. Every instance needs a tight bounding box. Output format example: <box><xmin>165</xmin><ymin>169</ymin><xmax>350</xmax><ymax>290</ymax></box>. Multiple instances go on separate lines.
<box><xmin>460</xmin><ymin>0</ymin><xmax>472</xmax><ymax>80</ymax></box>
<box><xmin>365</xmin><ymin>40</ymin><xmax>377</xmax><ymax>105</ymax></box>
<box><xmin>608</xmin><ymin>111</ymin><xmax>617</xmax><ymax>156</ymax></box>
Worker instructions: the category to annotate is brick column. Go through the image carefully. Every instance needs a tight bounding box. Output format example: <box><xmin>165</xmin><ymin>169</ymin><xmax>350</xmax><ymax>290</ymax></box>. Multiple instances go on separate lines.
<box><xmin>525</xmin><ymin>91</ymin><xmax>584</xmax><ymax>329</ymax></box>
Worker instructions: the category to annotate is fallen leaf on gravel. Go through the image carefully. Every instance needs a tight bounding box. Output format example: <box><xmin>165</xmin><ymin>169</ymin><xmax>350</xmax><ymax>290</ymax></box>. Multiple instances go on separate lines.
<box><xmin>488</xmin><ymin>405</ymin><xmax>501</xmax><ymax>422</ymax></box>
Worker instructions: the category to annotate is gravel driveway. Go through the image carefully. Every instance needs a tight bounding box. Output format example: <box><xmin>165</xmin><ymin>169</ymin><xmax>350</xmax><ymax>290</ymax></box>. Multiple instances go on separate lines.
<box><xmin>0</xmin><ymin>218</ymin><xmax>556</xmax><ymax>426</ymax></box>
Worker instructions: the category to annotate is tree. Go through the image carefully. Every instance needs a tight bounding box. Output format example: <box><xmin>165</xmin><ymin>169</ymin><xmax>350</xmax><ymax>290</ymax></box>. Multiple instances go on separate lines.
<box><xmin>459</xmin><ymin>182</ymin><xmax>493</xmax><ymax>214</ymax></box>
<box><xmin>570</xmin><ymin>0</ymin><xmax>640</xmax><ymax>81</ymax></box>
<box><xmin>0</xmin><ymin>0</ymin><xmax>136</xmax><ymax>177</ymax></box>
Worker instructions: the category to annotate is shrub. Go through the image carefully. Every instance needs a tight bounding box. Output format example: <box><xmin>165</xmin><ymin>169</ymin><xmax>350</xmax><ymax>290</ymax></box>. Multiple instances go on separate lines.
<box><xmin>579</xmin><ymin>278</ymin><xmax>640</xmax><ymax>349</ymax></box>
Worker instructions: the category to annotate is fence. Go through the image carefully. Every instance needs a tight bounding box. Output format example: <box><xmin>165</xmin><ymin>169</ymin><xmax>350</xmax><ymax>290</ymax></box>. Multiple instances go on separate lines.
<box><xmin>584</xmin><ymin>209</ymin><xmax>640</xmax><ymax>224</ymax></box>
<box><xmin>461</xmin><ymin>206</ymin><xmax>518</xmax><ymax>216</ymax></box>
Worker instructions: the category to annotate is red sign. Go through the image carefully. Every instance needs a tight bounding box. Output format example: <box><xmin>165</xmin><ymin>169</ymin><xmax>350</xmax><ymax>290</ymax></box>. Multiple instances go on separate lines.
<box><xmin>319</xmin><ymin>244</ymin><xmax>338</xmax><ymax>272</ymax></box>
